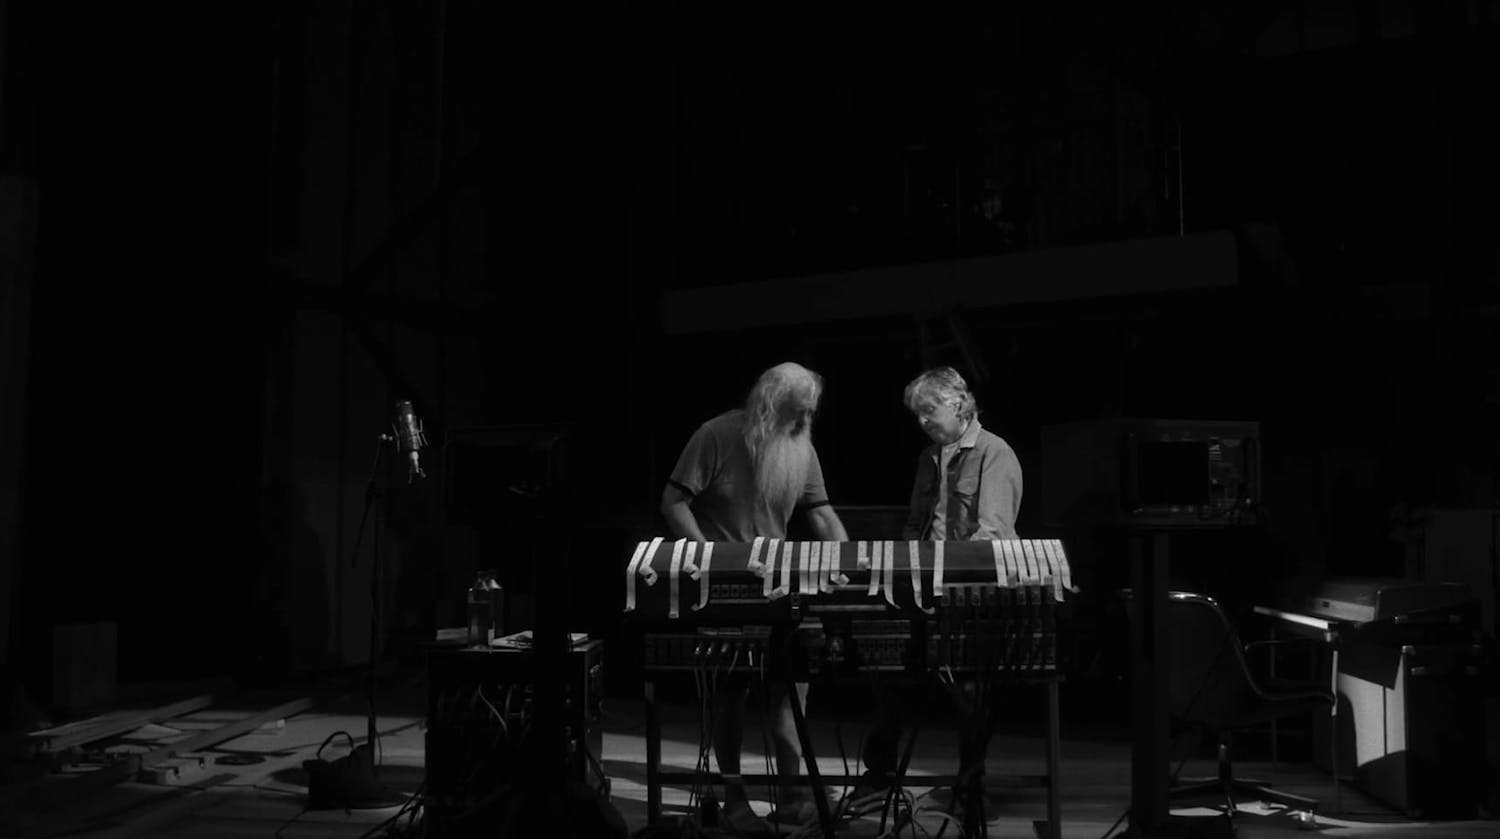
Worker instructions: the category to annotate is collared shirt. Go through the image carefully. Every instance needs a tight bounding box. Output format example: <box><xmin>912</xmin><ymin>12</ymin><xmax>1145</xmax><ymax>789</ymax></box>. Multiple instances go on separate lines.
<box><xmin>667</xmin><ymin>409</ymin><xmax>830</xmax><ymax>542</ymax></box>
<box><xmin>902</xmin><ymin>419</ymin><xmax>1022</xmax><ymax>541</ymax></box>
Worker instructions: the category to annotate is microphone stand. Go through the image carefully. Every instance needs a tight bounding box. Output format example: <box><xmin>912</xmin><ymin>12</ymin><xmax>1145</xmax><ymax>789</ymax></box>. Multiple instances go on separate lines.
<box><xmin>312</xmin><ymin>413</ymin><xmax>421</xmax><ymax>811</ymax></box>
<box><xmin>349</xmin><ymin>432</ymin><xmax>395</xmax><ymax>779</ymax></box>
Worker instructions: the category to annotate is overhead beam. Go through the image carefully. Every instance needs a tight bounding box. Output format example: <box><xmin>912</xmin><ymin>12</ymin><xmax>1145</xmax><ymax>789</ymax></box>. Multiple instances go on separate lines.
<box><xmin>344</xmin><ymin>145</ymin><xmax>483</xmax><ymax>293</ymax></box>
<box><xmin>278</xmin><ymin>268</ymin><xmax>490</xmax><ymax>335</ymax></box>
<box><xmin>343</xmin><ymin>314</ymin><xmax>438</xmax><ymax>436</ymax></box>
<box><xmin>267</xmin><ymin>268</ymin><xmax>452</xmax><ymax>433</ymax></box>
<box><xmin>661</xmin><ymin>230</ymin><xmax>1238</xmax><ymax>335</ymax></box>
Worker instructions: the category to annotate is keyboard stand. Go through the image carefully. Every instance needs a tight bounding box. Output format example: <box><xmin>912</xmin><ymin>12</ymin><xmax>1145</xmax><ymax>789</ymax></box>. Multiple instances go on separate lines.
<box><xmin>643</xmin><ymin>671</ymin><xmax>1064</xmax><ymax>839</ymax></box>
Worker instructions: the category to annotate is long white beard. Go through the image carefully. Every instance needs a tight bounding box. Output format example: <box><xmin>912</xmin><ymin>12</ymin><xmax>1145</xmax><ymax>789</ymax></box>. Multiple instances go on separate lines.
<box><xmin>753</xmin><ymin>431</ymin><xmax>813</xmax><ymax>513</ymax></box>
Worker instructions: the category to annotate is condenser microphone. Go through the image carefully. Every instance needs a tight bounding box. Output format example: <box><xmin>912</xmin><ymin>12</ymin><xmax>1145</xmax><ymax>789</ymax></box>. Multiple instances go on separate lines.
<box><xmin>392</xmin><ymin>399</ymin><xmax>428</xmax><ymax>482</ymax></box>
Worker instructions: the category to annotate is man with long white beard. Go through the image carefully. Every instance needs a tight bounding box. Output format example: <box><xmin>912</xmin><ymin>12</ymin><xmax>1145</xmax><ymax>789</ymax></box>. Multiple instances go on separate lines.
<box><xmin>661</xmin><ymin>361</ymin><xmax>850</xmax><ymax>835</ymax></box>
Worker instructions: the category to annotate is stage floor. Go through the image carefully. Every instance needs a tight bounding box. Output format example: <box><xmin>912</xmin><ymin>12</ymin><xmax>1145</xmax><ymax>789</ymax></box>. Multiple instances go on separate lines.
<box><xmin>3</xmin><ymin>674</ymin><xmax>1495</xmax><ymax>839</ymax></box>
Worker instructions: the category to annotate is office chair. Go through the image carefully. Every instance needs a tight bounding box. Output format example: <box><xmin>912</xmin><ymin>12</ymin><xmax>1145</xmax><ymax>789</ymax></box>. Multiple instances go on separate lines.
<box><xmin>1122</xmin><ymin>589</ymin><xmax>1335</xmax><ymax>819</ymax></box>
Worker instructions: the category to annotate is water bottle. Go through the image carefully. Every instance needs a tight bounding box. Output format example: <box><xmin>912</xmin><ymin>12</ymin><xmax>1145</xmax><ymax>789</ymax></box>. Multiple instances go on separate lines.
<box><xmin>466</xmin><ymin>572</ymin><xmax>491</xmax><ymax>647</ymax></box>
<box><xmin>483</xmin><ymin>570</ymin><xmax>507</xmax><ymax>640</ymax></box>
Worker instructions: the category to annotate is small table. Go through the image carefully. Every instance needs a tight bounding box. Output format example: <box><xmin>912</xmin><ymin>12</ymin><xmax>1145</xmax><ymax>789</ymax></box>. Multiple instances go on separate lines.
<box><xmin>425</xmin><ymin>638</ymin><xmax>605</xmax><ymax>790</ymax></box>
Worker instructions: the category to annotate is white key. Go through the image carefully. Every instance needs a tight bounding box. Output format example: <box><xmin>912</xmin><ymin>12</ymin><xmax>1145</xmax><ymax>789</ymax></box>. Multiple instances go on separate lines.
<box><xmin>692</xmin><ymin>542</ymin><xmax>715</xmax><ymax>611</ymax></box>
<box><xmin>668</xmin><ymin>538</ymin><xmax>686</xmax><ymax>618</ymax></box>
<box><xmin>747</xmin><ymin>536</ymin><xmax>766</xmax><ymax>575</ymax></box>
<box><xmin>624</xmin><ymin>540</ymin><xmax>649</xmax><ymax>611</ymax></box>
<box><xmin>640</xmin><ymin>536</ymin><xmax>665</xmax><ymax>586</ymax></box>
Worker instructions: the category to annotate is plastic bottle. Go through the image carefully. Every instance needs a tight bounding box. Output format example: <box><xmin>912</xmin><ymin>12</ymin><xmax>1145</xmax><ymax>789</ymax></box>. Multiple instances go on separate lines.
<box><xmin>483</xmin><ymin>570</ymin><xmax>507</xmax><ymax>640</ymax></box>
<box><xmin>466</xmin><ymin>572</ymin><xmax>491</xmax><ymax>647</ymax></box>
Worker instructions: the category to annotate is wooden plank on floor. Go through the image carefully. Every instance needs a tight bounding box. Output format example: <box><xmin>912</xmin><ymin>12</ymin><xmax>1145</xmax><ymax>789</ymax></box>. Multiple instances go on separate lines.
<box><xmin>0</xmin><ymin>696</ymin><xmax>316</xmax><ymax>814</ymax></box>
<box><xmin>138</xmin><ymin>753</ymin><xmax>217</xmax><ymax>786</ymax></box>
<box><xmin>26</xmin><ymin>694</ymin><xmax>219</xmax><ymax>755</ymax></box>
<box><xmin>145</xmin><ymin>697</ymin><xmax>315</xmax><ymax>759</ymax></box>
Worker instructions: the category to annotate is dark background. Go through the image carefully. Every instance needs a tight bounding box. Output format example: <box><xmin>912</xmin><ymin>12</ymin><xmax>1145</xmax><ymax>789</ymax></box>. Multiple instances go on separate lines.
<box><xmin>1</xmin><ymin>1</ymin><xmax>1497</xmax><ymax>710</ymax></box>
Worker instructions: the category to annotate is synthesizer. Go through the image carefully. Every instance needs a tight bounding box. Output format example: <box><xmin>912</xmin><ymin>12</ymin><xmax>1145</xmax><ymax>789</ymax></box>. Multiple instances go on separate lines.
<box><xmin>625</xmin><ymin>538</ymin><xmax>1076</xmax><ymax>675</ymax></box>
<box><xmin>1256</xmin><ymin>577</ymin><xmax>1482</xmax><ymax>647</ymax></box>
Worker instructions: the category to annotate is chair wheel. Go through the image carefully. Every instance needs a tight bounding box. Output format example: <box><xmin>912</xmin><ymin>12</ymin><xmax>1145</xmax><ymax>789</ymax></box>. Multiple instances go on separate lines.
<box><xmin>1291</xmin><ymin>809</ymin><xmax>1317</xmax><ymax>829</ymax></box>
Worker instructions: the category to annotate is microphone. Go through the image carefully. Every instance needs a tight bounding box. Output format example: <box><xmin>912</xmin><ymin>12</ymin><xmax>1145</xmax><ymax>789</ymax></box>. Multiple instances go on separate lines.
<box><xmin>392</xmin><ymin>399</ymin><xmax>428</xmax><ymax>482</ymax></box>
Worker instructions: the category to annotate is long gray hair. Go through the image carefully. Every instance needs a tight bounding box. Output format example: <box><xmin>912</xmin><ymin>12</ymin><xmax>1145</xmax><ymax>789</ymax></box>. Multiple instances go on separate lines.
<box><xmin>743</xmin><ymin>362</ymin><xmax>822</xmax><ymax>460</ymax></box>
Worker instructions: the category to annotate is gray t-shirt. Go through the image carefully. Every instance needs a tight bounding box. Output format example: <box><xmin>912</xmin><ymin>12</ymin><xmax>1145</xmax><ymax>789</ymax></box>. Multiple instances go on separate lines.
<box><xmin>667</xmin><ymin>409</ymin><xmax>830</xmax><ymax>541</ymax></box>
